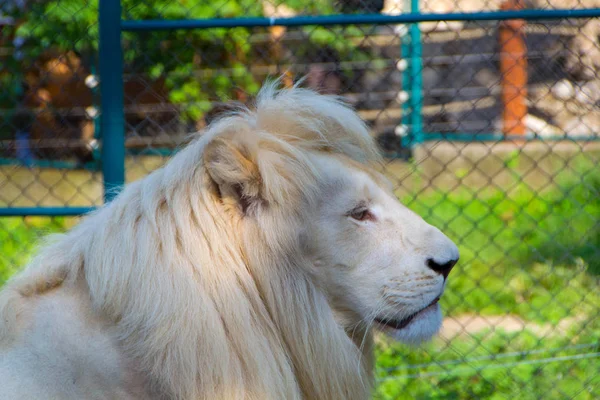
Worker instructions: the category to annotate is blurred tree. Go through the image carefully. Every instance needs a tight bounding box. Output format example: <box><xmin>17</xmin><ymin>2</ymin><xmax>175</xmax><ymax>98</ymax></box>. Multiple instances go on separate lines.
<box><xmin>5</xmin><ymin>0</ymin><xmax>268</xmax><ymax>122</ymax></box>
<box><xmin>1</xmin><ymin>0</ymin><xmax>369</xmax><ymax>132</ymax></box>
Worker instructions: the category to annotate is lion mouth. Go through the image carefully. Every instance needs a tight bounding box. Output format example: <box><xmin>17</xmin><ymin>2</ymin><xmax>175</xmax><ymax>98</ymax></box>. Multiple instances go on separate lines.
<box><xmin>375</xmin><ymin>296</ymin><xmax>441</xmax><ymax>330</ymax></box>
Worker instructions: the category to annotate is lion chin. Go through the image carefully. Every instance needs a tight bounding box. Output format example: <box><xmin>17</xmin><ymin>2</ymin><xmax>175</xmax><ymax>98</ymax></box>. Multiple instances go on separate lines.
<box><xmin>377</xmin><ymin>303</ymin><xmax>444</xmax><ymax>345</ymax></box>
<box><xmin>0</xmin><ymin>79</ymin><xmax>458</xmax><ymax>400</ymax></box>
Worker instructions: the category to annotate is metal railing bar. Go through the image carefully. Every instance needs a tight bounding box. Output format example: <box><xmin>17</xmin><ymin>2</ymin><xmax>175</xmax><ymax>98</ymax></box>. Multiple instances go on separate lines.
<box><xmin>122</xmin><ymin>9</ymin><xmax>600</xmax><ymax>31</ymax></box>
<box><xmin>0</xmin><ymin>207</ymin><xmax>96</xmax><ymax>217</ymax></box>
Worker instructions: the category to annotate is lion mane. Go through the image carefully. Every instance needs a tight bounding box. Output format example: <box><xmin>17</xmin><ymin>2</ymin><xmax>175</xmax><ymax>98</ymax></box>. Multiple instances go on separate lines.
<box><xmin>0</xmin><ymin>82</ymin><xmax>383</xmax><ymax>399</ymax></box>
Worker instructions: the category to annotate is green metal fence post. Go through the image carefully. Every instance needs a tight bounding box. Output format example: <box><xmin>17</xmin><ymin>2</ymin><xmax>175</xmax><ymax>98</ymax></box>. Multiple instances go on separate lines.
<box><xmin>99</xmin><ymin>0</ymin><xmax>125</xmax><ymax>202</ymax></box>
<box><xmin>409</xmin><ymin>0</ymin><xmax>423</xmax><ymax>146</ymax></box>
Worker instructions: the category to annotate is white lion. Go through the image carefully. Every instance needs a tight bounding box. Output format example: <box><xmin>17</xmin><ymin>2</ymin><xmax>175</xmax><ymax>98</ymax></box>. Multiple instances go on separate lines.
<box><xmin>0</xmin><ymin>82</ymin><xmax>458</xmax><ymax>400</ymax></box>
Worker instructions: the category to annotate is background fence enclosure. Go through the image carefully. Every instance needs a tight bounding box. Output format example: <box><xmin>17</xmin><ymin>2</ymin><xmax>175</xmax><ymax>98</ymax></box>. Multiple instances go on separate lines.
<box><xmin>1</xmin><ymin>0</ymin><xmax>599</xmax><ymax>398</ymax></box>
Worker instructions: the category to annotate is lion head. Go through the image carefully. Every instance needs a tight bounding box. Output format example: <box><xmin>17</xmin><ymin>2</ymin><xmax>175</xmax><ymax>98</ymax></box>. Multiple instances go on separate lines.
<box><xmin>299</xmin><ymin>155</ymin><xmax>459</xmax><ymax>344</ymax></box>
<box><xmin>202</xmin><ymin>83</ymin><xmax>459</xmax><ymax>347</ymax></box>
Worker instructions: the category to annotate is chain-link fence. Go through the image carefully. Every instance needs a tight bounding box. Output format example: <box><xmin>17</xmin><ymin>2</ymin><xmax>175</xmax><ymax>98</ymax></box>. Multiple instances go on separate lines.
<box><xmin>1</xmin><ymin>1</ymin><xmax>599</xmax><ymax>398</ymax></box>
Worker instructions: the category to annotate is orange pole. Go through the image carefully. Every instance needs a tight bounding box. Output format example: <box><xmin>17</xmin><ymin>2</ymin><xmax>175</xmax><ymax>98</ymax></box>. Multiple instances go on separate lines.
<box><xmin>499</xmin><ymin>0</ymin><xmax>528</xmax><ymax>137</ymax></box>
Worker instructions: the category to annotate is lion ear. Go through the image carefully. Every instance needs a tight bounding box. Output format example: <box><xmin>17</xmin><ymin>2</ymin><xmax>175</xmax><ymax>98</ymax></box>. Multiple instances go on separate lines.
<box><xmin>203</xmin><ymin>132</ymin><xmax>263</xmax><ymax>214</ymax></box>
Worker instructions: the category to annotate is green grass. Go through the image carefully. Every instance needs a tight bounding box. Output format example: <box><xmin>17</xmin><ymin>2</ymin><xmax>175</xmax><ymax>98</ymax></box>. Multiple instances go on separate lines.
<box><xmin>374</xmin><ymin>155</ymin><xmax>600</xmax><ymax>398</ymax></box>
<box><xmin>0</xmin><ymin>155</ymin><xmax>599</xmax><ymax>398</ymax></box>
<box><xmin>0</xmin><ymin>217</ymin><xmax>68</xmax><ymax>284</ymax></box>
<box><xmin>401</xmin><ymin>157</ymin><xmax>600</xmax><ymax>325</ymax></box>
<box><xmin>375</xmin><ymin>329</ymin><xmax>600</xmax><ymax>400</ymax></box>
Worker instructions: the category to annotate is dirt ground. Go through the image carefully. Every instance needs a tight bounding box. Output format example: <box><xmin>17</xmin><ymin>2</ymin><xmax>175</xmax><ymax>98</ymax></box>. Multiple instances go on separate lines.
<box><xmin>439</xmin><ymin>313</ymin><xmax>586</xmax><ymax>339</ymax></box>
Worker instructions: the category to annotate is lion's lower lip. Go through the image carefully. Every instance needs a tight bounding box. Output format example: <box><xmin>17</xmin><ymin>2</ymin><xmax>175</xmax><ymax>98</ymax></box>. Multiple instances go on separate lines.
<box><xmin>375</xmin><ymin>296</ymin><xmax>441</xmax><ymax>330</ymax></box>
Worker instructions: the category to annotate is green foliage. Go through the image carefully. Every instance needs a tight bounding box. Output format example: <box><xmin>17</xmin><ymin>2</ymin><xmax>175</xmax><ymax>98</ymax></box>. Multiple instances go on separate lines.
<box><xmin>5</xmin><ymin>0</ymin><xmax>264</xmax><ymax>121</ymax></box>
<box><xmin>375</xmin><ymin>329</ymin><xmax>600</xmax><ymax>399</ymax></box>
<box><xmin>2</xmin><ymin>0</ymin><xmax>366</xmax><ymax>123</ymax></box>
<box><xmin>0</xmin><ymin>217</ymin><xmax>68</xmax><ymax>285</ymax></box>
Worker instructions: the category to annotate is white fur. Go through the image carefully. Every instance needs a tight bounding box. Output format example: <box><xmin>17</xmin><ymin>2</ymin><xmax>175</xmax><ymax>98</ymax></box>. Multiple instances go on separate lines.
<box><xmin>0</xmin><ymin>82</ymin><xmax>458</xmax><ymax>400</ymax></box>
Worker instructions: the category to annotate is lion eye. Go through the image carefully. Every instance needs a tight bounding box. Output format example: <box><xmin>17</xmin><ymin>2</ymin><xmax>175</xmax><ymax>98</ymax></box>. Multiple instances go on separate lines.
<box><xmin>349</xmin><ymin>208</ymin><xmax>372</xmax><ymax>221</ymax></box>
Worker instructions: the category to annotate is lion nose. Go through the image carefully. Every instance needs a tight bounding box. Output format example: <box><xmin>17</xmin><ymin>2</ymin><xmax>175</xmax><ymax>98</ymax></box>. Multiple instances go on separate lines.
<box><xmin>426</xmin><ymin>257</ymin><xmax>458</xmax><ymax>279</ymax></box>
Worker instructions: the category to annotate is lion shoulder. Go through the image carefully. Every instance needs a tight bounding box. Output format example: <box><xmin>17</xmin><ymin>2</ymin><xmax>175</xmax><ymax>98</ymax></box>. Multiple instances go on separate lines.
<box><xmin>0</xmin><ymin>282</ymin><xmax>152</xmax><ymax>399</ymax></box>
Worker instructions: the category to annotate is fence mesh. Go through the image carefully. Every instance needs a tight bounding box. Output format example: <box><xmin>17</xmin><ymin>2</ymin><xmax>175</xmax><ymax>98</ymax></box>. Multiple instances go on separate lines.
<box><xmin>1</xmin><ymin>1</ymin><xmax>599</xmax><ymax>398</ymax></box>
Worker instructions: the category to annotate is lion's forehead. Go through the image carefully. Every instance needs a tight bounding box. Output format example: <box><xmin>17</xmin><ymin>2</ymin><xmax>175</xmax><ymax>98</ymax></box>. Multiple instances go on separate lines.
<box><xmin>312</xmin><ymin>153</ymin><xmax>393</xmax><ymax>193</ymax></box>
